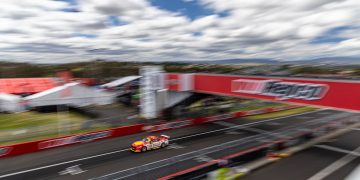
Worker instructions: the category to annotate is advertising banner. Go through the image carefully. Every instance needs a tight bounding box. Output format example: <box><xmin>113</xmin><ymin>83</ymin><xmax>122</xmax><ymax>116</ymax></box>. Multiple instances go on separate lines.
<box><xmin>189</xmin><ymin>74</ymin><xmax>360</xmax><ymax>112</ymax></box>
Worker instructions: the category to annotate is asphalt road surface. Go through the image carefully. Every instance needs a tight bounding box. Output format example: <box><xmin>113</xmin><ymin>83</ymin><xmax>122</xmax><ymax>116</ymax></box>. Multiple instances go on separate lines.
<box><xmin>243</xmin><ymin>128</ymin><xmax>360</xmax><ymax>180</ymax></box>
<box><xmin>0</xmin><ymin>109</ymin><xmax>352</xmax><ymax>180</ymax></box>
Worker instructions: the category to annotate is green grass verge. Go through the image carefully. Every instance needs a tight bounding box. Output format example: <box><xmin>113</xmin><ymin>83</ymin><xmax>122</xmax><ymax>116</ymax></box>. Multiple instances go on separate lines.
<box><xmin>0</xmin><ymin>111</ymin><xmax>85</xmax><ymax>131</ymax></box>
<box><xmin>0</xmin><ymin>111</ymin><xmax>111</xmax><ymax>146</ymax></box>
<box><xmin>0</xmin><ymin>126</ymin><xmax>111</xmax><ymax>146</ymax></box>
<box><xmin>245</xmin><ymin>106</ymin><xmax>318</xmax><ymax>120</ymax></box>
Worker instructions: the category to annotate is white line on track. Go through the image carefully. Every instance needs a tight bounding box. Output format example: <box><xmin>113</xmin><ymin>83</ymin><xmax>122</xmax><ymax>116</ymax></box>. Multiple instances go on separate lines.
<box><xmin>0</xmin><ymin>109</ymin><xmax>327</xmax><ymax>179</ymax></box>
<box><xmin>309</xmin><ymin>145</ymin><xmax>360</xmax><ymax>180</ymax></box>
<box><xmin>351</xmin><ymin>128</ymin><xmax>360</xmax><ymax>131</ymax></box>
<box><xmin>0</xmin><ymin>149</ymin><xmax>129</xmax><ymax>179</ymax></box>
<box><xmin>172</xmin><ymin>109</ymin><xmax>327</xmax><ymax>142</ymax></box>
<box><xmin>214</xmin><ymin>121</ymin><xmax>289</xmax><ymax>138</ymax></box>
<box><xmin>314</xmin><ymin>145</ymin><xmax>360</xmax><ymax>156</ymax></box>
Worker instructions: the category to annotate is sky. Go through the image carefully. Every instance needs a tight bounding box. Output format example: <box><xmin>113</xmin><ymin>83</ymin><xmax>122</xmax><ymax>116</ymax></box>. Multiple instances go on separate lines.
<box><xmin>0</xmin><ymin>0</ymin><xmax>360</xmax><ymax>63</ymax></box>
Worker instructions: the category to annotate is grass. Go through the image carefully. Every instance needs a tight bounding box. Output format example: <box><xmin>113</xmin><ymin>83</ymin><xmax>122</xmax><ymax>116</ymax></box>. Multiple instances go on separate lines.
<box><xmin>245</xmin><ymin>106</ymin><xmax>318</xmax><ymax>120</ymax></box>
<box><xmin>0</xmin><ymin>111</ymin><xmax>111</xmax><ymax>146</ymax></box>
<box><xmin>0</xmin><ymin>126</ymin><xmax>111</xmax><ymax>146</ymax></box>
<box><xmin>0</xmin><ymin>111</ymin><xmax>85</xmax><ymax>131</ymax></box>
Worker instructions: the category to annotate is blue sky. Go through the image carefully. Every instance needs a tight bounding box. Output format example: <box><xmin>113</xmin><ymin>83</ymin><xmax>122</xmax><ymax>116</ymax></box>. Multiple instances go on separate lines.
<box><xmin>311</xmin><ymin>26</ymin><xmax>352</xmax><ymax>44</ymax></box>
<box><xmin>149</xmin><ymin>0</ymin><xmax>228</xmax><ymax>20</ymax></box>
<box><xmin>0</xmin><ymin>0</ymin><xmax>359</xmax><ymax>63</ymax></box>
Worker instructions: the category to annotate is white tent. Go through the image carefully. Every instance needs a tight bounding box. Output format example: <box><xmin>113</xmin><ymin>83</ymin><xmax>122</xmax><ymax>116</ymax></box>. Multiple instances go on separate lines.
<box><xmin>0</xmin><ymin>93</ymin><xmax>25</xmax><ymax>112</ymax></box>
<box><xmin>24</xmin><ymin>82</ymin><xmax>116</xmax><ymax>107</ymax></box>
<box><xmin>101</xmin><ymin>76</ymin><xmax>141</xmax><ymax>88</ymax></box>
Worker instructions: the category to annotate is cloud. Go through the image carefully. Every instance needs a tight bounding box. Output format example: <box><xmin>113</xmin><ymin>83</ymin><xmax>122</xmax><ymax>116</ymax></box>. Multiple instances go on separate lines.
<box><xmin>0</xmin><ymin>0</ymin><xmax>359</xmax><ymax>63</ymax></box>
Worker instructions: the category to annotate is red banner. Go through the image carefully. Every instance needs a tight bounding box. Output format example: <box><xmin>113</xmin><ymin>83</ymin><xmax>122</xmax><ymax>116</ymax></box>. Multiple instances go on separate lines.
<box><xmin>165</xmin><ymin>73</ymin><xmax>360</xmax><ymax>112</ymax></box>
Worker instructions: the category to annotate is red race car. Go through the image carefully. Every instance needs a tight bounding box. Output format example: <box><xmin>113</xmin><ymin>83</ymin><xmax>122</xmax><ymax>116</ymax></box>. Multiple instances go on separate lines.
<box><xmin>131</xmin><ymin>135</ymin><xmax>170</xmax><ymax>152</ymax></box>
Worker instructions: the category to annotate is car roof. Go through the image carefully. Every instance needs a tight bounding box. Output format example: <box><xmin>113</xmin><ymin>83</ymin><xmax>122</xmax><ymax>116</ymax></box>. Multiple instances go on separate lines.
<box><xmin>146</xmin><ymin>136</ymin><xmax>158</xmax><ymax>140</ymax></box>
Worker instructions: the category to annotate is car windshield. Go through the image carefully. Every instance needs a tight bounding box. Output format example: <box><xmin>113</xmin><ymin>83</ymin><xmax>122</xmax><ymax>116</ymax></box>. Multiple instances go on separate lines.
<box><xmin>142</xmin><ymin>138</ymin><xmax>150</xmax><ymax>142</ymax></box>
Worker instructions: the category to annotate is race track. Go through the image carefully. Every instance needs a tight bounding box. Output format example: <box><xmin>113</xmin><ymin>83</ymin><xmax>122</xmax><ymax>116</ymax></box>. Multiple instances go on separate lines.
<box><xmin>0</xmin><ymin>109</ymin><xmax>352</xmax><ymax>180</ymax></box>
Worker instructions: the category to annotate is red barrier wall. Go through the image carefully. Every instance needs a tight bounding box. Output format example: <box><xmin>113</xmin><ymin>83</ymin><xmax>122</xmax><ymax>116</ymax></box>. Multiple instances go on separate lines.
<box><xmin>0</xmin><ymin>124</ymin><xmax>144</xmax><ymax>158</ymax></box>
<box><xmin>165</xmin><ymin>73</ymin><xmax>360</xmax><ymax>112</ymax></box>
<box><xmin>193</xmin><ymin>74</ymin><xmax>360</xmax><ymax>112</ymax></box>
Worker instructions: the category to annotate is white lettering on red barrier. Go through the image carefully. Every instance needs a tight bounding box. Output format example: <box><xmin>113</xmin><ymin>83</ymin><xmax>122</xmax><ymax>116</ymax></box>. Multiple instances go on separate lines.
<box><xmin>231</xmin><ymin>79</ymin><xmax>268</xmax><ymax>94</ymax></box>
<box><xmin>38</xmin><ymin>131</ymin><xmax>112</xmax><ymax>150</ymax></box>
<box><xmin>205</xmin><ymin>113</ymin><xmax>235</xmax><ymax>123</ymax></box>
<box><xmin>232</xmin><ymin>79</ymin><xmax>328</xmax><ymax>100</ymax></box>
<box><xmin>0</xmin><ymin>147</ymin><xmax>11</xmax><ymax>157</ymax></box>
<box><xmin>38</xmin><ymin>137</ymin><xmax>73</xmax><ymax>149</ymax></box>
<box><xmin>146</xmin><ymin>120</ymin><xmax>193</xmax><ymax>132</ymax></box>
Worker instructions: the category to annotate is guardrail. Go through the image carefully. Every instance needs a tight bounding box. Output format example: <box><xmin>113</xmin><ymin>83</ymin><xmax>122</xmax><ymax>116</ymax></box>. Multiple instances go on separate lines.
<box><xmin>92</xmin><ymin>112</ymin><xmax>358</xmax><ymax>180</ymax></box>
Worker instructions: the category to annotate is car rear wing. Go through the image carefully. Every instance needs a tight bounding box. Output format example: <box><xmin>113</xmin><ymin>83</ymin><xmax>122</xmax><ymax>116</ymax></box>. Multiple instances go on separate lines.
<box><xmin>160</xmin><ymin>135</ymin><xmax>170</xmax><ymax>139</ymax></box>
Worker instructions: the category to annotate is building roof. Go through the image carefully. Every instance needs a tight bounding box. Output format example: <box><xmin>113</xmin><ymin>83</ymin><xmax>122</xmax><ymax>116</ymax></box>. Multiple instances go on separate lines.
<box><xmin>0</xmin><ymin>78</ymin><xmax>58</xmax><ymax>95</ymax></box>
<box><xmin>101</xmin><ymin>76</ymin><xmax>141</xmax><ymax>88</ymax></box>
<box><xmin>0</xmin><ymin>93</ymin><xmax>21</xmax><ymax>101</ymax></box>
<box><xmin>24</xmin><ymin>82</ymin><xmax>116</xmax><ymax>107</ymax></box>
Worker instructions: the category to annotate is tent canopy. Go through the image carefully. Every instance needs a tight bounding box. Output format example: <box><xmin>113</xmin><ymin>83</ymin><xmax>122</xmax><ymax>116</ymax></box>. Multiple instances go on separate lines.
<box><xmin>25</xmin><ymin>82</ymin><xmax>116</xmax><ymax>107</ymax></box>
<box><xmin>0</xmin><ymin>78</ymin><xmax>57</xmax><ymax>95</ymax></box>
<box><xmin>101</xmin><ymin>76</ymin><xmax>141</xmax><ymax>88</ymax></box>
<box><xmin>0</xmin><ymin>93</ymin><xmax>24</xmax><ymax>112</ymax></box>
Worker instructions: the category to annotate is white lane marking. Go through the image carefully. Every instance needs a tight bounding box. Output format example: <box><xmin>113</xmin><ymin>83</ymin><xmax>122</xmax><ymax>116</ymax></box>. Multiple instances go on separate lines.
<box><xmin>195</xmin><ymin>155</ymin><xmax>213</xmax><ymax>163</ymax></box>
<box><xmin>314</xmin><ymin>145</ymin><xmax>360</xmax><ymax>156</ymax></box>
<box><xmin>0</xmin><ymin>149</ymin><xmax>129</xmax><ymax>179</ymax></box>
<box><xmin>59</xmin><ymin>164</ymin><xmax>87</xmax><ymax>176</ymax></box>
<box><xmin>214</xmin><ymin>121</ymin><xmax>289</xmax><ymax>138</ymax></box>
<box><xmin>308</xmin><ymin>146</ymin><xmax>360</xmax><ymax>180</ymax></box>
<box><xmin>0</xmin><ymin>109</ymin><xmax>327</xmax><ymax>179</ymax></box>
<box><xmin>351</xmin><ymin>128</ymin><xmax>360</xmax><ymax>131</ymax></box>
<box><xmin>166</xmin><ymin>143</ymin><xmax>185</xmax><ymax>150</ymax></box>
<box><xmin>345</xmin><ymin>164</ymin><xmax>360</xmax><ymax>180</ymax></box>
<box><xmin>243</xmin><ymin>127</ymin><xmax>289</xmax><ymax>138</ymax></box>
<box><xmin>172</xmin><ymin>109</ymin><xmax>327</xmax><ymax>142</ymax></box>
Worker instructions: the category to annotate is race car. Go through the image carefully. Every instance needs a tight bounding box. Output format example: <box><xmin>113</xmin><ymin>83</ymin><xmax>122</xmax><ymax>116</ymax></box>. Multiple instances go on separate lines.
<box><xmin>131</xmin><ymin>135</ymin><xmax>170</xmax><ymax>152</ymax></box>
